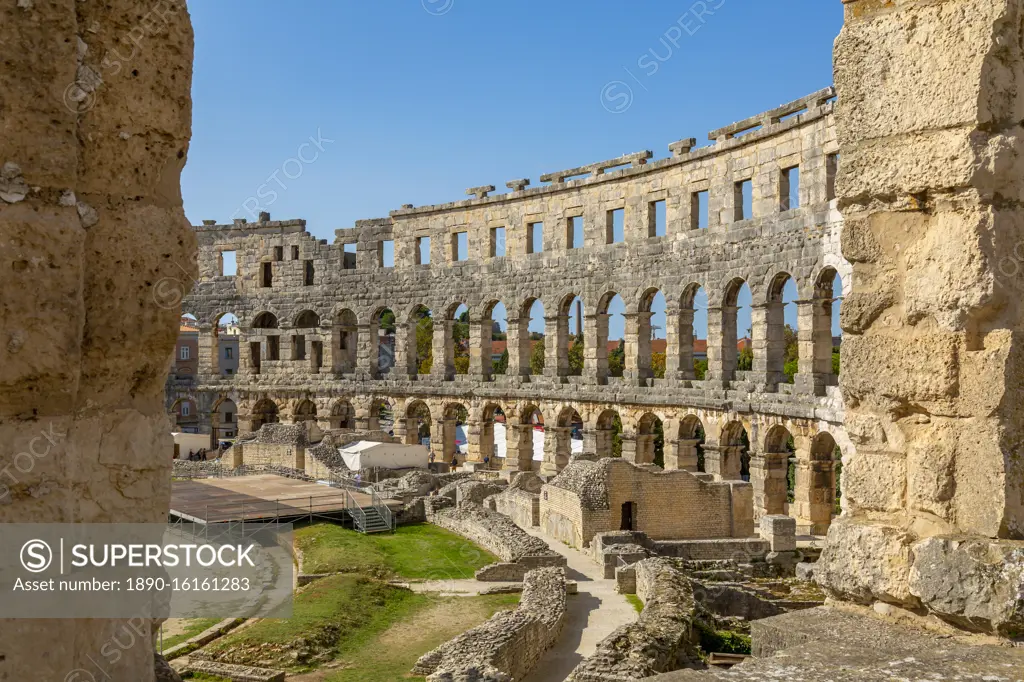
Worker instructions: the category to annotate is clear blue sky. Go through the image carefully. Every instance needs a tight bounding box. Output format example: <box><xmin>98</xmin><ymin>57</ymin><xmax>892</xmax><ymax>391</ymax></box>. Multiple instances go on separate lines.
<box><xmin>183</xmin><ymin>0</ymin><xmax>844</xmax><ymax>339</ymax></box>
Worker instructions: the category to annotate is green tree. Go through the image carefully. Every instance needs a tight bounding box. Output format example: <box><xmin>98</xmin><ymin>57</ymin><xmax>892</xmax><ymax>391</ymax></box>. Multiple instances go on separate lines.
<box><xmin>737</xmin><ymin>347</ymin><xmax>753</xmax><ymax>371</ymax></box>
<box><xmin>651</xmin><ymin>351</ymin><xmax>666</xmax><ymax>379</ymax></box>
<box><xmin>608</xmin><ymin>340</ymin><xmax>625</xmax><ymax>377</ymax></box>
<box><xmin>832</xmin><ymin>346</ymin><xmax>841</xmax><ymax>376</ymax></box>
<box><xmin>568</xmin><ymin>334</ymin><xmax>584</xmax><ymax>376</ymax></box>
<box><xmin>783</xmin><ymin>324</ymin><xmax>799</xmax><ymax>383</ymax></box>
<box><xmin>493</xmin><ymin>348</ymin><xmax>509</xmax><ymax>375</ymax></box>
<box><xmin>694</xmin><ymin>358</ymin><xmax>708</xmax><ymax>380</ymax></box>
<box><xmin>379</xmin><ymin>309</ymin><xmax>396</xmax><ymax>334</ymax></box>
<box><xmin>530</xmin><ymin>336</ymin><xmax>545</xmax><ymax>375</ymax></box>
<box><xmin>611</xmin><ymin>414</ymin><xmax>623</xmax><ymax>458</ymax></box>
<box><xmin>653</xmin><ymin>418</ymin><xmax>665</xmax><ymax>467</ymax></box>
<box><xmin>453</xmin><ymin>355</ymin><xmax>469</xmax><ymax>374</ymax></box>
<box><xmin>416</xmin><ymin>315</ymin><xmax>433</xmax><ymax>374</ymax></box>
<box><xmin>452</xmin><ymin>311</ymin><xmax>470</xmax><ymax>374</ymax></box>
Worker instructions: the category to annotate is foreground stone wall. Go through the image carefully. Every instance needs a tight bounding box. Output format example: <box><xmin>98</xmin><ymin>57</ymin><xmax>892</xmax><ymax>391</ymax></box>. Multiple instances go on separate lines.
<box><xmin>413</xmin><ymin>567</ymin><xmax>567</xmax><ymax>681</ymax></box>
<box><xmin>0</xmin><ymin>1</ymin><xmax>195</xmax><ymax>680</ymax></box>
<box><xmin>426</xmin><ymin>501</ymin><xmax>564</xmax><ymax>570</ymax></box>
<box><xmin>568</xmin><ymin>558</ymin><xmax>700</xmax><ymax>681</ymax></box>
<box><xmin>816</xmin><ymin>0</ymin><xmax>1024</xmax><ymax>635</ymax></box>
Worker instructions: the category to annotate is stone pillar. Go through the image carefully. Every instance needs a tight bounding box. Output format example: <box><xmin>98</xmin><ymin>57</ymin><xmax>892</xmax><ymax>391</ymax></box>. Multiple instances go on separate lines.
<box><xmin>442</xmin><ymin>418</ymin><xmax>459</xmax><ymax>466</ymax></box>
<box><xmin>793</xmin><ymin>299</ymin><xmax>825</xmax><ymax>395</ymax></box>
<box><xmin>0</xmin><ymin>1</ymin><xmax>196</xmax><ymax>679</ymax></box>
<box><xmin>791</xmin><ymin>455</ymin><xmax>834</xmax><ymax>536</ymax></box>
<box><xmin>749</xmin><ymin>451</ymin><xmax>789</xmax><ymax>524</ymax></box>
<box><xmin>704</xmin><ymin>443</ymin><xmax>743</xmax><ymax>480</ymax></box>
<box><xmin>465</xmin><ymin>419</ymin><xmax>483</xmax><ymax>463</ymax></box>
<box><xmin>592</xmin><ymin>427</ymin><xmax>615</xmax><ymax>458</ymax></box>
<box><xmin>620</xmin><ymin>430</ymin><xmax>638</xmax><ymax>463</ymax></box>
<box><xmin>431</xmin><ymin>319</ymin><xmax>453</xmax><ymax>380</ymax></box>
<box><xmin>666</xmin><ymin>438</ymin><xmax>701</xmax><ymax>471</ymax></box>
<box><xmin>198</xmin><ymin>326</ymin><xmax>218</xmax><ymax>377</ymax></box>
<box><xmin>815</xmin><ymin>0</ymin><xmax>1024</xmax><ymax>631</ymax></box>
<box><xmin>544</xmin><ymin>315</ymin><xmax>565</xmax><ymax>378</ymax></box>
<box><xmin>502</xmin><ymin>418</ymin><xmax>533</xmax><ymax>472</ymax></box>
<box><xmin>356</xmin><ymin>323</ymin><xmax>378</xmax><ymax>377</ymax></box>
<box><xmin>540</xmin><ymin>425</ymin><xmax>571</xmax><ymax>476</ymax></box>
<box><xmin>633</xmin><ymin>311</ymin><xmax>654</xmax><ymax>381</ymax></box>
<box><xmin>396</xmin><ymin>320</ymin><xmax>416</xmax><ymax>377</ymax></box>
<box><xmin>665</xmin><ymin>303</ymin><xmax>683</xmax><ymax>378</ymax></box>
<box><xmin>750</xmin><ymin>303</ymin><xmax>777</xmax><ymax>386</ymax></box>
<box><xmin>706</xmin><ymin>306</ymin><xmax>736</xmax><ymax>383</ymax></box>
<box><xmin>634</xmin><ymin>432</ymin><xmax>656</xmax><ymax>465</ymax></box>
<box><xmin>470</xmin><ymin>317</ymin><xmax>491</xmax><ymax>380</ymax></box>
<box><xmin>506</xmin><ymin>316</ymin><xmax>529</xmax><ymax>377</ymax></box>
<box><xmin>584</xmin><ymin>313</ymin><xmax>609</xmax><ymax>383</ymax></box>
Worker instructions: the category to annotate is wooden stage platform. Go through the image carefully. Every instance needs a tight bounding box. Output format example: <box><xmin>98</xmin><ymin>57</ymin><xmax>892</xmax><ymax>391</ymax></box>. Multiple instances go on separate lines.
<box><xmin>170</xmin><ymin>474</ymin><xmax>378</xmax><ymax>524</ymax></box>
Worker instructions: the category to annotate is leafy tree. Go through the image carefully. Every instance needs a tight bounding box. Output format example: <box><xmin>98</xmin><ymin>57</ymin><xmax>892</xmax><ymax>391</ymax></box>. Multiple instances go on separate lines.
<box><xmin>651</xmin><ymin>351</ymin><xmax>666</xmax><ymax>379</ymax></box>
<box><xmin>782</xmin><ymin>324</ymin><xmax>799</xmax><ymax>383</ymax></box>
<box><xmin>737</xmin><ymin>347</ymin><xmax>753</xmax><ymax>371</ymax></box>
<box><xmin>453</xmin><ymin>354</ymin><xmax>469</xmax><ymax>374</ymax></box>
<box><xmin>694</xmin><ymin>358</ymin><xmax>708</xmax><ymax>380</ymax></box>
<box><xmin>611</xmin><ymin>414</ymin><xmax>623</xmax><ymax>458</ymax></box>
<box><xmin>379</xmin><ymin>309</ymin><xmax>396</xmax><ymax>334</ymax></box>
<box><xmin>530</xmin><ymin>336</ymin><xmax>545</xmax><ymax>375</ymax></box>
<box><xmin>653</xmin><ymin>418</ymin><xmax>665</xmax><ymax>467</ymax></box>
<box><xmin>832</xmin><ymin>347</ymin><xmax>841</xmax><ymax>376</ymax></box>
<box><xmin>416</xmin><ymin>315</ymin><xmax>433</xmax><ymax>374</ymax></box>
<box><xmin>493</xmin><ymin>348</ymin><xmax>509</xmax><ymax>375</ymax></box>
<box><xmin>568</xmin><ymin>334</ymin><xmax>584</xmax><ymax>376</ymax></box>
<box><xmin>608</xmin><ymin>340</ymin><xmax>625</xmax><ymax>377</ymax></box>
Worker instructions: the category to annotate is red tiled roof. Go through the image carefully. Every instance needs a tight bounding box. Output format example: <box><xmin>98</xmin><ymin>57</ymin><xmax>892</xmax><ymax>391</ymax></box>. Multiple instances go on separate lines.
<box><xmin>491</xmin><ymin>340</ymin><xmax>507</xmax><ymax>355</ymax></box>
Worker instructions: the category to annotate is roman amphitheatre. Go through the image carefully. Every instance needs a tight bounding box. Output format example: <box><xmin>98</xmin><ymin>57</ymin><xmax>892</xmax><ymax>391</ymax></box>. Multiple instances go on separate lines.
<box><xmin>3</xmin><ymin>1</ymin><xmax>1024</xmax><ymax>681</ymax></box>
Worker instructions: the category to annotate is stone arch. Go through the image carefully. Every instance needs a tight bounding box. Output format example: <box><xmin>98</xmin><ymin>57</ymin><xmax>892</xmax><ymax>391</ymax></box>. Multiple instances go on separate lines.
<box><xmin>251</xmin><ymin>311</ymin><xmax>279</xmax><ymax>329</ymax></box>
<box><xmin>250</xmin><ymin>398</ymin><xmax>280</xmax><ymax>432</ymax></box>
<box><xmin>595</xmin><ymin>291</ymin><xmax>625</xmax><ymax>381</ymax></box>
<box><xmin>516</xmin><ymin>297</ymin><xmax>545</xmax><ymax>377</ymax></box>
<box><xmin>543</xmin><ymin>405</ymin><xmax>583</xmax><ymax>474</ymax></box>
<box><xmin>403</xmin><ymin>399</ymin><xmax>432</xmax><ymax>446</ymax></box>
<box><xmin>211</xmin><ymin>396</ymin><xmax>238</xmax><ymax>444</ymax></box>
<box><xmin>755</xmin><ymin>423</ymin><xmax>794</xmax><ymax>520</ymax></box>
<box><xmin>556</xmin><ymin>292</ymin><xmax>584</xmax><ymax>378</ymax></box>
<box><xmin>293</xmin><ymin>310</ymin><xmax>320</xmax><ymax>328</ymax></box>
<box><xmin>408</xmin><ymin>304</ymin><xmax>434</xmax><ymax>376</ymax></box>
<box><xmin>803</xmin><ymin>266</ymin><xmax>842</xmax><ymax>391</ymax></box>
<box><xmin>170</xmin><ymin>397</ymin><xmax>198</xmax><ymax>432</ymax></box>
<box><xmin>793</xmin><ymin>430</ymin><xmax>839</xmax><ymax>535</ymax></box>
<box><xmin>332</xmin><ymin>308</ymin><xmax>359</xmax><ymax>374</ymax></box>
<box><xmin>330</xmin><ymin>398</ymin><xmax>354</xmax><ymax>430</ymax></box>
<box><xmin>478</xmin><ymin>402</ymin><xmax>507</xmax><ymax>468</ymax></box>
<box><xmin>593</xmin><ymin>408</ymin><xmax>622</xmax><ymax>458</ymax></box>
<box><xmin>368</xmin><ymin>396</ymin><xmax>395</xmax><ymax>433</ymax></box>
<box><xmin>713</xmin><ymin>278</ymin><xmax>750</xmax><ymax>382</ymax></box>
<box><xmin>635</xmin><ymin>412</ymin><xmax>664</xmax><ymax>465</ymax></box>
<box><xmin>713</xmin><ymin>419</ymin><xmax>750</xmax><ymax>480</ymax></box>
<box><xmin>292</xmin><ymin>398</ymin><xmax>317</xmax><ymax>423</ymax></box>
<box><xmin>481</xmin><ymin>299</ymin><xmax>507</xmax><ymax>377</ymax></box>
<box><xmin>438</xmin><ymin>401</ymin><xmax>470</xmax><ymax>466</ymax></box>
<box><xmin>672</xmin><ymin>414</ymin><xmax>705</xmax><ymax>471</ymax></box>
<box><xmin>204</xmin><ymin>311</ymin><xmax>241</xmax><ymax>377</ymax></box>
<box><xmin>763</xmin><ymin>272</ymin><xmax>797</xmax><ymax>384</ymax></box>
<box><xmin>368</xmin><ymin>306</ymin><xmax>397</xmax><ymax>377</ymax></box>
<box><xmin>637</xmin><ymin>287</ymin><xmax>667</xmax><ymax>380</ymax></box>
<box><xmin>674</xmin><ymin>283</ymin><xmax>708</xmax><ymax>381</ymax></box>
<box><xmin>441</xmin><ymin>302</ymin><xmax>469</xmax><ymax>379</ymax></box>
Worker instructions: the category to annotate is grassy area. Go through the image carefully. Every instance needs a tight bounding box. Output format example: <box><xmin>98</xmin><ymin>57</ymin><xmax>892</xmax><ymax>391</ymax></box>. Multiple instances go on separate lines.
<box><xmin>296</xmin><ymin>522</ymin><xmax>499</xmax><ymax>579</ymax></box>
<box><xmin>159</xmin><ymin>618</ymin><xmax>222</xmax><ymax>652</ymax></box>
<box><xmin>625</xmin><ymin>594</ymin><xmax>644</xmax><ymax>614</ymax></box>
<box><xmin>204</xmin><ymin>572</ymin><xmax>518</xmax><ymax>675</ymax></box>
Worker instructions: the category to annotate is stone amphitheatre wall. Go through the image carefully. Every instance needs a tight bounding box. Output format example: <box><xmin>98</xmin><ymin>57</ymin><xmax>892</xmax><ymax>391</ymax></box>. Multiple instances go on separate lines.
<box><xmin>177</xmin><ymin>88</ymin><xmax>852</xmax><ymax>531</ymax></box>
<box><xmin>1</xmin><ymin>1</ymin><xmax>195</xmax><ymax>680</ymax></box>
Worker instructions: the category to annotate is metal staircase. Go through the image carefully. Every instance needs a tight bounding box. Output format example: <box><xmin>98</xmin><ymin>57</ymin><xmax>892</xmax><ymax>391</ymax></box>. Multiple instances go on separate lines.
<box><xmin>344</xmin><ymin>489</ymin><xmax>394</xmax><ymax>534</ymax></box>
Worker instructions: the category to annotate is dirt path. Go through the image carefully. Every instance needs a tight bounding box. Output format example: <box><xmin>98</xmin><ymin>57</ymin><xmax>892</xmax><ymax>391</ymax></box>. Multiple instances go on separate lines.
<box><xmin>519</xmin><ymin>529</ymin><xmax>637</xmax><ymax>682</ymax></box>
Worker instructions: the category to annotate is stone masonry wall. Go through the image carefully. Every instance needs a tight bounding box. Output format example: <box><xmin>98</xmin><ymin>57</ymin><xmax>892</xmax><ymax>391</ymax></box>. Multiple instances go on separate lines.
<box><xmin>426</xmin><ymin>502</ymin><xmax>562</xmax><ymax>565</ymax></box>
<box><xmin>413</xmin><ymin>567</ymin><xmax>567</xmax><ymax>681</ymax></box>
<box><xmin>815</xmin><ymin>0</ymin><xmax>1024</xmax><ymax>636</ymax></box>
<box><xmin>0</xmin><ymin>2</ymin><xmax>195</xmax><ymax>680</ymax></box>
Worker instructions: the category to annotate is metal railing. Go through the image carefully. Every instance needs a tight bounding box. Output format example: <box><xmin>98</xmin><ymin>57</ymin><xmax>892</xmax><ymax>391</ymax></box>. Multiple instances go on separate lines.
<box><xmin>346</xmin><ymin>489</ymin><xmax>367</xmax><ymax>531</ymax></box>
<box><xmin>370</xmin><ymin>488</ymin><xmax>394</xmax><ymax>531</ymax></box>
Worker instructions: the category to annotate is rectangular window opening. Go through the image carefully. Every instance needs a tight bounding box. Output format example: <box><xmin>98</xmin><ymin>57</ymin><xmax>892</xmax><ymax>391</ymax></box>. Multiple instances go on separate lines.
<box><xmin>527</xmin><ymin>222</ymin><xmax>544</xmax><ymax>254</ymax></box>
<box><xmin>567</xmin><ymin>216</ymin><xmax>584</xmax><ymax>249</ymax></box>
<box><xmin>261</xmin><ymin>262</ymin><xmax>273</xmax><ymax>288</ymax></box>
<box><xmin>220</xmin><ymin>250</ymin><xmax>237</xmax><ymax>276</ymax></box>
<box><xmin>649</xmin><ymin>200</ymin><xmax>666</xmax><ymax>237</ymax></box>
<box><xmin>293</xmin><ymin>335</ymin><xmax>306</xmax><ymax>361</ymax></box>
<box><xmin>180</xmin><ymin>346</ymin><xmax>190</xmax><ymax>360</ymax></box>
<box><xmin>826</xmin><ymin>154</ymin><xmax>839</xmax><ymax>201</ymax></box>
<box><xmin>379</xmin><ymin>240</ymin><xmax>395</xmax><ymax>268</ymax></box>
<box><xmin>267</xmin><ymin>335</ymin><xmax>280</xmax><ymax>361</ymax></box>
<box><xmin>249</xmin><ymin>342</ymin><xmax>261</xmax><ymax>369</ymax></box>
<box><xmin>692</xmin><ymin>191</ymin><xmax>709</xmax><ymax>229</ymax></box>
<box><xmin>304</xmin><ymin>260</ymin><xmax>314</xmax><ymax>286</ymax></box>
<box><xmin>291</xmin><ymin>245</ymin><xmax>299</xmax><ymax>260</ymax></box>
<box><xmin>490</xmin><ymin>227</ymin><xmax>506</xmax><ymax>258</ymax></box>
<box><xmin>274</xmin><ymin>246</ymin><xmax>284</xmax><ymax>261</ymax></box>
<box><xmin>453</xmin><ymin>231</ymin><xmax>469</xmax><ymax>262</ymax></box>
<box><xmin>225</xmin><ymin>347</ymin><xmax>233</xmax><ymax>359</ymax></box>
<box><xmin>417</xmin><ymin>236</ymin><xmax>431</xmax><ymax>265</ymax></box>
<box><xmin>734</xmin><ymin>180</ymin><xmax>753</xmax><ymax>222</ymax></box>
<box><xmin>606</xmin><ymin>208</ymin><xmax>625</xmax><ymax>244</ymax></box>
<box><xmin>343</xmin><ymin>243</ymin><xmax>357</xmax><ymax>270</ymax></box>
<box><xmin>781</xmin><ymin>166</ymin><xmax>800</xmax><ymax>211</ymax></box>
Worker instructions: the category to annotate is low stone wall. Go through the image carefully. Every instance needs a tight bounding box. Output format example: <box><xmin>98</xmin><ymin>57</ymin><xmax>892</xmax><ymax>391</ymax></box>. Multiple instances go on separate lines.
<box><xmin>427</xmin><ymin>501</ymin><xmax>560</xmax><ymax>564</ymax></box>
<box><xmin>413</xmin><ymin>567</ymin><xmax>567</xmax><ymax>681</ymax></box>
<box><xmin>475</xmin><ymin>555</ymin><xmax>566</xmax><ymax>581</ymax></box>
<box><xmin>489</xmin><ymin>487</ymin><xmax>540</xmax><ymax>528</ymax></box>
<box><xmin>183</xmin><ymin>660</ymin><xmax>285</xmax><ymax>682</ymax></box>
<box><xmin>651</xmin><ymin>538</ymin><xmax>769</xmax><ymax>562</ymax></box>
<box><xmin>567</xmin><ymin>558</ymin><xmax>701</xmax><ymax>681</ymax></box>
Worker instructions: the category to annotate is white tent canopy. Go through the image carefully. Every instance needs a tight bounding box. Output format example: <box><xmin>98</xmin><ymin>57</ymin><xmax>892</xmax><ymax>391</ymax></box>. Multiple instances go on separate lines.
<box><xmin>338</xmin><ymin>441</ymin><xmax>430</xmax><ymax>471</ymax></box>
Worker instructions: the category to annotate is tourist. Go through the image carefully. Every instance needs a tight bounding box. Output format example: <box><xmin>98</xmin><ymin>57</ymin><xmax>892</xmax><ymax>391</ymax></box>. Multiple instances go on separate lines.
<box><xmin>187</xmin><ymin>449</ymin><xmax>194</xmax><ymax>461</ymax></box>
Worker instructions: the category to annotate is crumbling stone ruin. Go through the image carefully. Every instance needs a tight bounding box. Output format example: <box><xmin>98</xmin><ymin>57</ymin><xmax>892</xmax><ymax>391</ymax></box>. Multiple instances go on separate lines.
<box><xmin>1</xmin><ymin>0</ymin><xmax>195</xmax><ymax>680</ymax></box>
<box><xmin>177</xmin><ymin>86</ymin><xmax>850</xmax><ymax>536</ymax></box>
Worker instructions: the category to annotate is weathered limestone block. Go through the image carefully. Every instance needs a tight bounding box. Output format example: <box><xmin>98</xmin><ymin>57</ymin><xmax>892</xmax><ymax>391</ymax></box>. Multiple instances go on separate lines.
<box><xmin>0</xmin><ymin>0</ymin><xmax>194</xmax><ymax>679</ymax></box>
<box><xmin>815</xmin><ymin>518</ymin><xmax>917</xmax><ymax>608</ymax></box>
<box><xmin>909</xmin><ymin>536</ymin><xmax>1024</xmax><ymax>636</ymax></box>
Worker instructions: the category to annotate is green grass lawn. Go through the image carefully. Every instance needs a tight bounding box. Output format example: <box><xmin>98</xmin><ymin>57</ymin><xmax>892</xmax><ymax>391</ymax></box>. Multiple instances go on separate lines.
<box><xmin>296</xmin><ymin>522</ymin><xmax>499</xmax><ymax>579</ymax></box>
<box><xmin>159</xmin><ymin>618</ymin><xmax>222</xmax><ymax>653</ymax></box>
<box><xmin>625</xmin><ymin>594</ymin><xmax>644</xmax><ymax>613</ymax></box>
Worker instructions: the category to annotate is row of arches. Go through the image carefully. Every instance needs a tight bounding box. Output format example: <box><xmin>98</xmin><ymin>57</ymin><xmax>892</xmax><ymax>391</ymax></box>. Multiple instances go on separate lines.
<box><xmin>189</xmin><ymin>266</ymin><xmax>843</xmax><ymax>388</ymax></box>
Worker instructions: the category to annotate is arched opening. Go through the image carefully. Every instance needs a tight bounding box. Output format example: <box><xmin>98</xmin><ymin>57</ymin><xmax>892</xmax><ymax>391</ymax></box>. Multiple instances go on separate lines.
<box><xmin>716</xmin><ymin>279</ymin><xmax>750</xmax><ymax>381</ymax></box>
<box><xmin>174</xmin><ymin>314</ymin><xmax>199</xmax><ymax>381</ymax></box>
<box><xmin>595</xmin><ymin>409</ymin><xmax>623</xmax><ymax>458</ymax></box>
<box><xmin>811</xmin><ymin>267</ymin><xmax>843</xmax><ymax>387</ymax></box>
<box><xmin>207</xmin><ymin>312</ymin><xmax>240</xmax><ymax>377</ymax></box>
<box><xmin>716</xmin><ymin>421</ymin><xmax>750</xmax><ymax>481</ymax></box>
<box><xmin>596</xmin><ymin>292</ymin><xmax>626</xmax><ymax>381</ymax></box>
<box><xmin>405</xmin><ymin>400</ymin><xmax>432</xmax><ymax>447</ymax></box>
<box><xmin>411</xmin><ymin>305</ymin><xmax>434</xmax><ymax>376</ymax></box>
<box><xmin>449</xmin><ymin>303</ymin><xmax>469</xmax><ymax>377</ymax></box>
<box><xmin>678</xmin><ymin>284</ymin><xmax>709</xmax><ymax>380</ymax></box>
<box><xmin>293</xmin><ymin>399</ymin><xmax>317</xmax><ymax>423</ymax></box>
<box><xmin>831</xmin><ymin>272</ymin><xmax>844</xmax><ymax>377</ymax></box>
<box><xmin>369</xmin><ymin>397</ymin><xmax>394</xmax><ymax>434</ymax></box>
<box><xmin>252</xmin><ymin>312</ymin><xmax>278</xmax><ymax>329</ymax></box>
<box><xmin>330</xmin><ymin>399</ymin><xmax>354</xmax><ymax>430</ymax></box>
<box><xmin>521</xmin><ymin>405</ymin><xmax>545</xmax><ymax>466</ymax></box>
<box><xmin>639</xmin><ymin>288</ymin><xmax>667</xmax><ymax>380</ymax></box>
<box><xmin>480</xmin><ymin>403</ymin><xmax>506</xmax><ymax>468</ymax></box>
<box><xmin>294</xmin><ymin>310</ymin><xmax>320</xmax><ymax>328</ymax></box>
<box><xmin>291</xmin><ymin>311</ymin><xmax>323</xmax><ymax>371</ymax></box>
<box><xmin>332</xmin><ymin>309</ymin><xmax>359</xmax><ymax>375</ymax></box>
<box><xmin>250</xmin><ymin>398</ymin><xmax>279</xmax><ymax>432</ymax></box>
<box><xmin>525</xmin><ymin>299</ymin><xmax>546</xmax><ymax>377</ymax></box>
<box><xmin>250</xmin><ymin>311</ymin><xmax>280</xmax><ymax>368</ymax></box>
<box><xmin>442</xmin><ymin>402</ymin><xmax>469</xmax><ymax>466</ymax></box>
<box><xmin>636</xmin><ymin>413</ymin><xmax>664</xmax><ymax>466</ymax></box>
<box><xmin>558</xmin><ymin>294</ymin><xmax>584</xmax><ymax>377</ymax></box>
<box><xmin>172</xmin><ymin>398</ymin><xmax>199</xmax><ymax>433</ymax></box>
<box><xmin>759</xmin><ymin>424</ymin><xmax>795</xmax><ymax>520</ymax></box>
<box><xmin>372</xmin><ymin>307</ymin><xmax>396</xmax><ymax>377</ymax></box>
<box><xmin>765</xmin><ymin>273</ymin><xmax>798</xmax><ymax>384</ymax></box>
<box><xmin>488</xmin><ymin>301</ymin><xmax>508</xmax><ymax>376</ymax></box>
<box><xmin>793</xmin><ymin>431</ymin><xmax>840</xmax><ymax>535</ymax></box>
<box><xmin>676</xmin><ymin>415</ymin><xmax>705</xmax><ymax>472</ymax></box>
<box><xmin>551</xmin><ymin>406</ymin><xmax>583</xmax><ymax>472</ymax></box>
<box><xmin>211</xmin><ymin>397</ymin><xmax>237</xmax><ymax>446</ymax></box>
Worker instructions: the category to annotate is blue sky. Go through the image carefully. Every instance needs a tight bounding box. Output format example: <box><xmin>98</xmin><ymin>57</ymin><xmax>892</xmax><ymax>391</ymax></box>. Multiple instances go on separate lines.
<box><xmin>183</xmin><ymin>1</ymin><xmax>843</xmax><ymax>339</ymax></box>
